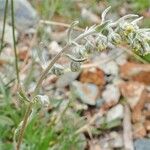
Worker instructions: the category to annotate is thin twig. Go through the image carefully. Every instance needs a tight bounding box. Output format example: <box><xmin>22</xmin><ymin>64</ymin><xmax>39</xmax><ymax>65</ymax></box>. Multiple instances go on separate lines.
<box><xmin>11</xmin><ymin>0</ymin><xmax>20</xmax><ymax>84</ymax></box>
<box><xmin>75</xmin><ymin>109</ymin><xmax>105</xmax><ymax>134</ymax></box>
<box><xmin>0</xmin><ymin>0</ymin><xmax>8</xmax><ymax>54</ymax></box>
<box><xmin>40</xmin><ymin>20</ymin><xmax>84</xmax><ymax>32</ymax></box>
<box><xmin>123</xmin><ymin>104</ymin><xmax>134</xmax><ymax>150</ymax></box>
<box><xmin>16</xmin><ymin>103</ymin><xmax>33</xmax><ymax>150</ymax></box>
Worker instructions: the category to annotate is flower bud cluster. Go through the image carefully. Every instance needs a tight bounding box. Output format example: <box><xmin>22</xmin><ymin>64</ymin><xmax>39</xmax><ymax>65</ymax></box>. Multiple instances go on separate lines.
<box><xmin>50</xmin><ymin>7</ymin><xmax>150</xmax><ymax>76</ymax></box>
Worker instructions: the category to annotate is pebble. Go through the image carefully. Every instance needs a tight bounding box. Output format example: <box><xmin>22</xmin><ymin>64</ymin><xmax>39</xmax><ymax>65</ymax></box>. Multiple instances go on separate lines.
<box><xmin>99</xmin><ymin>135</ymin><xmax>113</xmax><ymax>150</ymax></box>
<box><xmin>134</xmin><ymin>138</ymin><xmax>150</xmax><ymax>150</ymax></box>
<box><xmin>102</xmin><ymin>84</ymin><xmax>120</xmax><ymax>105</ymax></box>
<box><xmin>0</xmin><ymin>23</ymin><xmax>18</xmax><ymax>46</ymax></box>
<box><xmin>120</xmin><ymin>81</ymin><xmax>145</xmax><ymax>109</ymax></box>
<box><xmin>0</xmin><ymin>0</ymin><xmax>38</xmax><ymax>32</ymax></box>
<box><xmin>133</xmin><ymin>123</ymin><xmax>146</xmax><ymax>139</ymax></box>
<box><xmin>97</xmin><ymin>52</ymin><xmax>119</xmax><ymax>76</ymax></box>
<box><xmin>71</xmin><ymin>81</ymin><xmax>99</xmax><ymax>105</ymax></box>
<box><xmin>109</xmin><ymin>132</ymin><xmax>124</xmax><ymax>148</ymax></box>
<box><xmin>120</xmin><ymin>62</ymin><xmax>150</xmax><ymax>79</ymax></box>
<box><xmin>100</xmin><ymin>60</ymin><xmax>119</xmax><ymax>76</ymax></box>
<box><xmin>95</xmin><ymin>98</ymin><xmax>105</xmax><ymax>108</ymax></box>
<box><xmin>109</xmin><ymin>48</ymin><xmax>128</xmax><ymax>65</ymax></box>
<box><xmin>56</xmin><ymin>72</ymin><xmax>79</xmax><ymax>88</ymax></box>
<box><xmin>48</xmin><ymin>41</ymin><xmax>62</xmax><ymax>55</ymax></box>
<box><xmin>106</xmin><ymin>104</ymin><xmax>124</xmax><ymax>122</ymax></box>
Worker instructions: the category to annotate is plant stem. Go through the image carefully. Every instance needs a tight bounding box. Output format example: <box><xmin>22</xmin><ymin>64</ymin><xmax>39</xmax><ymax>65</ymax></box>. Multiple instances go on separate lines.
<box><xmin>11</xmin><ymin>0</ymin><xmax>20</xmax><ymax>84</ymax></box>
<box><xmin>16</xmin><ymin>27</ymin><xmax>96</xmax><ymax>149</ymax></box>
<box><xmin>0</xmin><ymin>0</ymin><xmax>8</xmax><ymax>54</ymax></box>
<box><xmin>16</xmin><ymin>103</ymin><xmax>33</xmax><ymax>150</ymax></box>
<box><xmin>40</xmin><ymin>20</ymin><xmax>84</xmax><ymax>31</ymax></box>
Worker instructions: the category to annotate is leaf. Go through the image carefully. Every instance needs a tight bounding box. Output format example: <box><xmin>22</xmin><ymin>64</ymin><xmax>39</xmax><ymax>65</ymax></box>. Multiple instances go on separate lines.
<box><xmin>0</xmin><ymin>115</ymin><xmax>14</xmax><ymax>126</ymax></box>
<box><xmin>96</xmin><ymin>20</ymin><xmax>110</xmax><ymax>32</ymax></box>
<box><xmin>142</xmin><ymin>53</ymin><xmax>150</xmax><ymax>62</ymax></box>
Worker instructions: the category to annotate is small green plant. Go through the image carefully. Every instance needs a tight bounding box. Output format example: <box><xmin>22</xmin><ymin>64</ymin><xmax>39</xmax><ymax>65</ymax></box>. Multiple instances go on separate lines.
<box><xmin>14</xmin><ymin>6</ymin><xmax>150</xmax><ymax>150</ymax></box>
<box><xmin>1</xmin><ymin>1</ymin><xmax>150</xmax><ymax>149</ymax></box>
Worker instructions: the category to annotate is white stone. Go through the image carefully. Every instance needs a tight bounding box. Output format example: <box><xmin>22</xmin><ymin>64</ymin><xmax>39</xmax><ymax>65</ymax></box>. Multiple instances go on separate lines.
<box><xmin>0</xmin><ymin>0</ymin><xmax>38</xmax><ymax>32</ymax></box>
<box><xmin>49</xmin><ymin>41</ymin><xmax>62</xmax><ymax>55</ymax></box>
<box><xmin>106</xmin><ymin>104</ymin><xmax>124</xmax><ymax>122</ymax></box>
<box><xmin>56</xmin><ymin>72</ymin><xmax>79</xmax><ymax>88</ymax></box>
<box><xmin>109</xmin><ymin>48</ymin><xmax>128</xmax><ymax>65</ymax></box>
<box><xmin>109</xmin><ymin>132</ymin><xmax>124</xmax><ymax>148</ymax></box>
<box><xmin>0</xmin><ymin>23</ymin><xmax>18</xmax><ymax>46</ymax></box>
<box><xmin>72</xmin><ymin>81</ymin><xmax>99</xmax><ymax>105</ymax></box>
<box><xmin>102</xmin><ymin>84</ymin><xmax>120</xmax><ymax>104</ymax></box>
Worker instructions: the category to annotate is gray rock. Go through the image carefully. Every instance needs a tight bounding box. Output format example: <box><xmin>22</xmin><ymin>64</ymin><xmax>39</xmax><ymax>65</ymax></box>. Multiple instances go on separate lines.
<box><xmin>95</xmin><ymin>98</ymin><xmax>105</xmax><ymax>108</ymax></box>
<box><xmin>0</xmin><ymin>0</ymin><xmax>38</xmax><ymax>32</ymax></box>
<box><xmin>109</xmin><ymin>48</ymin><xmax>128</xmax><ymax>65</ymax></box>
<box><xmin>109</xmin><ymin>132</ymin><xmax>124</xmax><ymax>148</ymax></box>
<box><xmin>106</xmin><ymin>104</ymin><xmax>124</xmax><ymax>122</ymax></box>
<box><xmin>99</xmin><ymin>136</ymin><xmax>113</xmax><ymax>150</ymax></box>
<box><xmin>0</xmin><ymin>22</ymin><xmax>18</xmax><ymax>46</ymax></box>
<box><xmin>71</xmin><ymin>81</ymin><xmax>99</xmax><ymax>105</ymax></box>
<box><xmin>97</xmin><ymin>52</ymin><xmax>119</xmax><ymax>76</ymax></box>
<box><xmin>102</xmin><ymin>84</ymin><xmax>120</xmax><ymax>105</ymax></box>
<box><xmin>134</xmin><ymin>138</ymin><xmax>150</xmax><ymax>150</ymax></box>
<box><xmin>56</xmin><ymin>72</ymin><xmax>79</xmax><ymax>88</ymax></box>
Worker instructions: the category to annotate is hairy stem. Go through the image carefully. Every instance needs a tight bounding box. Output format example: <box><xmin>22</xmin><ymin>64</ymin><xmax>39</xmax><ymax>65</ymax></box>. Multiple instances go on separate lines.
<box><xmin>0</xmin><ymin>0</ymin><xmax>8</xmax><ymax>53</ymax></box>
<box><xmin>16</xmin><ymin>103</ymin><xmax>32</xmax><ymax>150</ymax></box>
<box><xmin>16</xmin><ymin>27</ymin><xmax>96</xmax><ymax>149</ymax></box>
<box><xmin>40</xmin><ymin>20</ymin><xmax>84</xmax><ymax>31</ymax></box>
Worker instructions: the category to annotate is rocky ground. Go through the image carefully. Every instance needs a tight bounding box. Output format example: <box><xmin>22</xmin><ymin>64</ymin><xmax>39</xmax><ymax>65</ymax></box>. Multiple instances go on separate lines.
<box><xmin>0</xmin><ymin>0</ymin><xmax>150</xmax><ymax>150</ymax></box>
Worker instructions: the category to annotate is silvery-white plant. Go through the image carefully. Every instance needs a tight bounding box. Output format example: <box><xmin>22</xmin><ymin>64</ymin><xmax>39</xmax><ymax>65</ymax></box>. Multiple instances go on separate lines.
<box><xmin>15</xmin><ymin>6</ymin><xmax>150</xmax><ymax>150</ymax></box>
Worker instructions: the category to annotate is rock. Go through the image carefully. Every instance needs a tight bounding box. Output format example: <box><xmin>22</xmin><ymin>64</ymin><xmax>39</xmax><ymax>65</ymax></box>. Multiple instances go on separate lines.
<box><xmin>71</xmin><ymin>81</ymin><xmax>99</xmax><ymax>105</ymax></box>
<box><xmin>130</xmin><ymin>89</ymin><xmax>149</xmax><ymax>123</ymax></box>
<box><xmin>99</xmin><ymin>135</ymin><xmax>113</xmax><ymax>150</ymax></box>
<box><xmin>109</xmin><ymin>48</ymin><xmax>128</xmax><ymax>65</ymax></box>
<box><xmin>120</xmin><ymin>81</ymin><xmax>145</xmax><ymax>109</ymax></box>
<box><xmin>133</xmin><ymin>71</ymin><xmax>150</xmax><ymax>85</ymax></box>
<box><xmin>120</xmin><ymin>62</ymin><xmax>150</xmax><ymax>84</ymax></box>
<box><xmin>0</xmin><ymin>0</ymin><xmax>38</xmax><ymax>32</ymax></box>
<box><xmin>109</xmin><ymin>132</ymin><xmax>124</xmax><ymax>148</ymax></box>
<box><xmin>144</xmin><ymin>120</ymin><xmax>150</xmax><ymax>131</ymax></box>
<box><xmin>106</xmin><ymin>104</ymin><xmax>124</xmax><ymax>122</ymax></box>
<box><xmin>0</xmin><ymin>23</ymin><xmax>18</xmax><ymax>46</ymax></box>
<box><xmin>48</xmin><ymin>41</ymin><xmax>62</xmax><ymax>56</ymax></box>
<box><xmin>79</xmin><ymin>68</ymin><xmax>105</xmax><ymax>86</ymax></box>
<box><xmin>102</xmin><ymin>84</ymin><xmax>120</xmax><ymax>105</ymax></box>
<box><xmin>97</xmin><ymin>52</ymin><xmax>119</xmax><ymax>76</ymax></box>
<box><xmin>0</xmin><ymin>22</ymin><xmax>18</xmax><ymax>46</ymax></box>
<box><xmin>134</xmin><ymin>138</ymin><xmax>150</xmax><ymax>150</ymax></box>
<box><xmin>95</xmin><ymin>98</ymin><xmax>105</xmax><ymax>108</ymax></box>
<box><xmin>133</xmin><ymin>123</ymin><xmax>146</xmax><ymax>139</ymax></box>
<box><xmin>100</xmin><ymin>61</ymin><xmax>119</xmax><ymax>76</ymax></box>
<box><xmin>56</xmin><ymin>72</ymin><xmax>79</xmax><ymax>88</ymax></box>
<box><xmin>18</xmin><ymin>46</ymin><xmax>28</xmax><ymax>60</ymax></box>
